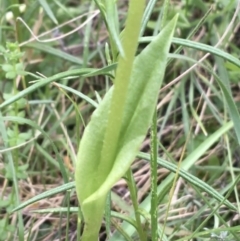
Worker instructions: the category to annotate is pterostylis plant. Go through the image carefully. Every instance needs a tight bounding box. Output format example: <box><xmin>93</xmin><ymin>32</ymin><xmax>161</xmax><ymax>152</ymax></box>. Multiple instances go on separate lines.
<box><xmin>75</xmin><ymin>0</ymin><xmax>178</xmax><ymax>240</ymax></box>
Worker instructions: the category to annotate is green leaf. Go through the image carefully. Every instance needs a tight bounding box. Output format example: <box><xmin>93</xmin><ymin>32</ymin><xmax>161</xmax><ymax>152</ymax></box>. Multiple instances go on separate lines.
<box><xmin>140</xmin><ymin>37</ymin><xmax>240</xmax><ymax>69</ymax></box>
<box><xmin>2</xmin><ymin>64</ymin><xmax>13</xmax><ymax>72</ymax></box>
<box><xmin>212</xmin><ymin>73</ymin><xmax>240</xmax><ymax>144</ymax></box>
<box><xmin>105</xmin><ymin>1</ymin><xmax>124</xmax><ymax>56</ymax></box>
<box><xmin>225</xmin><ymin>61</ymin><xmax>240</xmax><ymax>71</ymax></box>
<box><xmin>0</xmin><ymin>65</ymin><xmax>114</xmax><ymax>109</ymax></box>
<box><xmin>11</xmin><ymin>182</ymin><xmax>75</xmax><ymax>212</ymax></box>
<box><xmin>140</xmin><ymin>0</ymin><xmax>158</xmax><ymax>36</ymax></box>
<box><xmin>3</xmin><ymin>93</ymin><xmax>27</xmax><ymax>107</ymax></box>
<box><xmin>0</xmin><ymin>199</ymin><xmax>11</xmax><ymax>208</ymax></box>
<box><xmin>75</xmin><ymin>14</ymin><xmax>178</xmax><ymax>241</ymax></box>
<box><xmin>25</xmin><ymin>43</ymin><xmax>83</xmax><ymax>65</ymax></box>
<box><xmin>138</xmin><ymin>152</ymin><xmax>236</xmax><ymax>211</ymax></box>
<box><xmin>38</xmin><ymin>0</ymin><xmax>58</xmax><ymax>24</ymax></box>
<box><xmin>5</xmin><ymin>71</ymin><xmax>16</xmax><ymax>79</ymax></box>
<box><xmin>16</xmin><ymin>164</ymin><xmax>28</xmax><ymax>179</ymax></box>
<box><xmin>54</xmin><ymin>83</ymin><xmax>99</xmax><ymax>108</ymax></box>
<box><xmin>17</xmin><ymin>131</ymin><xmax>32</xmax><ymax>144</ymax></box>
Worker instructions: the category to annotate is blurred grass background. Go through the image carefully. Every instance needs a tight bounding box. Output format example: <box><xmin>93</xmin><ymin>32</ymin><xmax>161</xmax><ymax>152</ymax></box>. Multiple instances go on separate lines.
<box><xmin>1</xmin><ymin>0</ymin><xmax>240</xmax><ymax>240</ymax></box>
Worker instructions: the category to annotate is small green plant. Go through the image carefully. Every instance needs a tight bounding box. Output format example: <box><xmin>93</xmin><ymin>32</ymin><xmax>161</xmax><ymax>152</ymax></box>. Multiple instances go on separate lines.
<box><xmin>74</xmin><ymin>1</ymin><xmax>177</xmax><ymax>240</ymax></box>
<box><xmin>1</xmin><ymin>0</ymin><xmax>240</xmax><ymax>241</ymax></box>
<box><xmin>0</xmin><ymin>42</ymin><xmax>26</xmax><ymax>79</ymax></box>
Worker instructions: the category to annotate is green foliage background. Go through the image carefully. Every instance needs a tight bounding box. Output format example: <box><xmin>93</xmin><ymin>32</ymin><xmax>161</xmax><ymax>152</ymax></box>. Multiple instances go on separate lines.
<box><xmin>0</xmin><ymin>0</ymin><xmax>240</xmax><ymax>241</ymax></box>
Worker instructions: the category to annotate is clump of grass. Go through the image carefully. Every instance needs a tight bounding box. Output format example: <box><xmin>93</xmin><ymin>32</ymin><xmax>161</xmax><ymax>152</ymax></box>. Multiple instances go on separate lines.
<box><xmin>1</xmin><ymin>0</ymin><xmax>240</xmax><ymax>241</ymax></box>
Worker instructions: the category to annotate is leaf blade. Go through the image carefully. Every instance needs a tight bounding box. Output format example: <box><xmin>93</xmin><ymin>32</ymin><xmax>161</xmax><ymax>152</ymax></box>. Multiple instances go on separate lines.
<box><xmin>75</xmin><ymin>14</ymin><xmax>178</xmax><ymax>241</ymax></box>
